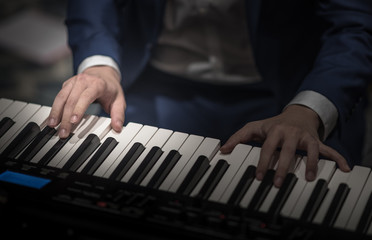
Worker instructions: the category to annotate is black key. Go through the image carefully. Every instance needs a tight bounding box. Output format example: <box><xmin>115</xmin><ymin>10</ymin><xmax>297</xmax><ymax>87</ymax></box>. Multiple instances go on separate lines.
<box><xmin>197</xmin><ymin>159</ymin><xmax>229</xmax><ymax>200</ymax></box>
<box><xmin>356</xmin><ymin>192</ymin><xmax>372</xmax><ymax>233</ymax></box>
<box><xmin>268</xmin><ymin>173</ymin><xmax>297</xmax><ymax>216</ymax></box>
<box><xmin>176</xmin><ymin>155</ymin><xmax>210</xmax><ymax>196</ymax></box>
<box><xmin>37</xmin><ymin>133</ymin><xmax>73</xmax><ymax>166</ymax></box>
<box><xmin>322</xmin><ymin>183</ymin><xmax>350</xmax><ymax>226</ymax></box>
<box><xmin>300</xmin><ymin>179</ymin><xmax>328</xmax><ymax>222</ymax></box>
<box><xmin>147</xmin><ymin>150</ymin><xmax>181</xmax><ymax>189</ymax></box>
<box><xmin>62</xmin><ymin>134</ymin><xmax>101</xmax><ymax>171</ymax></box>
<box><xmin>80</xmin><ymin>137</ymin><xmax>118</xmax><ymax>175</ymax></box>
<box><xmin>247</xmin><ymin>169</ymin><xmax>275</xmax><ymax>212</ymax></box>
<box><xmin>128</xmin><ymin>146</ymin><xmax>163</xmax><ymax>185</ymax></box>
<box><xmin>1</xmin><ymin>122</ymin><xmax>40</xmax><ymax>159</ymax></box>
<box><xmin>228</xmin><ymin>165</ymin><xmax>256</xmax><ymax>205</ymax></box>
<box><xmin>0</xmin><ymin>117</ymin><xmax>15</xmax><ymax>137</ymax></box>
<box><xmin>109</xmin><ymin>142</ymin><xmax>145</xmax><ymax>181</ymax></box>
<box><xmin>17</xmin><ymin>126</ymin><xmax>57</xmax><ymax>162</ymax></box>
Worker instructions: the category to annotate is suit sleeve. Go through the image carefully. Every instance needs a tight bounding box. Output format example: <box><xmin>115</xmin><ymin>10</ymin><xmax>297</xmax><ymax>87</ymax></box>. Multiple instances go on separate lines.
<box><xmin>298</xmin><ymin>1</ymin><xmax>372</xmax><ymax>134</ymax></box>
<box><xmin>66</xmin><ymin>0</ymin><xmax>124</xmax><ymax>74</ymax></box>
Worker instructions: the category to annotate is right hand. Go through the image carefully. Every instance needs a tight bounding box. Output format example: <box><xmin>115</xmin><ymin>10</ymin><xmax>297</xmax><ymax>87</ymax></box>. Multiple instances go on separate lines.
<box><xmin>47</xmin><ymin>65</ymin><xmax>126</xmax><ymax>138</ymax></box>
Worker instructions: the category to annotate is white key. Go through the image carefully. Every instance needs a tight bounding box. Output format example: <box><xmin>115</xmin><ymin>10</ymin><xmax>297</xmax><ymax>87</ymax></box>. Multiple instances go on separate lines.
<box><xmin>46</xmin><ymin>115</ymin><xmax>99</xmax><ymax>167</ymax></box>
<box><xmin>333</xmin><ymin>166</ymin><xmax>370</xmax><ymax>228</ymax></box>
<box><xmin>190</xmin><ymin>150</ymin><xmax>230</xmax><ymax>197</ymax></box>
<box><xmin>0</xmin><ymin>98</ymin><xmax>14</xmax><ymax>115</ymax></box>
<box><xmin>281</xmin><ymin>157</ymin><xmax>307</xmax><ymax>217</ymax></box>
<box><xmin>0</xmin><ymin>103</ymin><xmax>41</xmax><ymax>153</ymax></box>
<box><xmin>313</xmin><ymin>168</ymin><xmax>351</xmax><ymax>224</ymax></box>
<box><xmin>167</xmin><ymin>137</ymin><xmax>220</xmax><ymax>193</ymax></box>
<box><xmin>140</xmin><ymin>131</ymin><xmax>188</xmax><ymax>186</ymax></box>
<box><xmin>159</xmin><ymin>135</ymin><xmax>204</xmax><ymax>191</ymax></box>
<box><xmin>0</xmin><ymin>100</ymin><xmax>26</xmax><ymax>120</ymax></box>
<box><xmin>30</xmin><ymin>115</ymin><xmax>88</xmax><ymax>164</ymax></box>
<box><xmin>101</xmin><ymin>125</ymin><xmax>158</xmax><ymax>178</ymax></box>
<box><xmin>219</xmin><ymin>145</ymin><xmax>257</xmax><ymax>204</ymax></box>
<box><xmin>93</xmin><ymin>122</ymin><xmax>142</xmax><ymax>177</ymax></box>
<box><xmin>290</xmin><ymin>159</ymin><xmax>336</xmax><ymax>219</ymax></box>
<box><xmin>239</xmin><ymin>147</ymin><xmax>262</xmax><ymax>208</ymax></box>
<box><xmin>345</xmin><ymin>169</ymin><xmax>372</xmax><ymax>231</ymax></box>
<box><xmin>121</xmin><ymin>128</ymin><xmax>173</xmax><ymax>182</ymax></box>
<box><xmin>208</xmin><ymin>144</ymin><xmax>253</xmax><ymax>202</ymax></box>
<box><xmin>55</xmin><ymin>117</ymin><xmax>111</xmax><ymax>168</ymax></box>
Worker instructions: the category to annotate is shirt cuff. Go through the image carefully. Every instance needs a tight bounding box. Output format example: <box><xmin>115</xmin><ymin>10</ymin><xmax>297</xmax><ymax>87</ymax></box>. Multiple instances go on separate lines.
<box><xmin>286</xmin><ymin>90</ymin><xmax>338</xmax><ymax>140</ymax></box>
<box><xmin>77</xmin><ymin>55</ymin><xmax>121</xmax><ymax>78</ymax></box>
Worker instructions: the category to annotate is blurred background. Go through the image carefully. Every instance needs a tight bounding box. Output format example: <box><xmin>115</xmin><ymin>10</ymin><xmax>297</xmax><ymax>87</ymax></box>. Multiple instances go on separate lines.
<box><xmin>0</xmin><ymin>0</ymin><xmax>371</xmax><ymax>166</ymax></box>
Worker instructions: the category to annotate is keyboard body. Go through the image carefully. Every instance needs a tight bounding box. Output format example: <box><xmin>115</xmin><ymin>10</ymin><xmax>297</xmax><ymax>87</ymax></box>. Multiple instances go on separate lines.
<box><xmin>0</xmin><ymin>98</ymin><xmax>371</xmax><ymax>239</ymax></box>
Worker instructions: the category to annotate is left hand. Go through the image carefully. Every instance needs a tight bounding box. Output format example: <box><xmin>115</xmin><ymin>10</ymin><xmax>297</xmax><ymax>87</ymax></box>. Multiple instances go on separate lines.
<box><xmin>220</xmin><ymin>105</ymin><xmax>350</xmax><ymax>187</ymax></box>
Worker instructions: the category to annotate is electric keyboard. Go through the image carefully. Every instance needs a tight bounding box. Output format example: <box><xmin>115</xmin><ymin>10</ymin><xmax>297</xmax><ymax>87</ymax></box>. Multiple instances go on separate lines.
<box><xmin>0</xmin><ymin>98</ymin><xmax>371</xmax><ymax>240</ymax></box>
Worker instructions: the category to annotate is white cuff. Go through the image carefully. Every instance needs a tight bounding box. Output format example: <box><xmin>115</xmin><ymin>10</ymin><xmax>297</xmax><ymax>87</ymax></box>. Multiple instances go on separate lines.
<box><xmin>77</xmin><ymin>55</ymin><xmax>121</xmax><ymax>78</ymax></box>
<box><xmin>286</xmin><ymin>90</ymin><xmax>338</xmax><ymax>140</ymax></box>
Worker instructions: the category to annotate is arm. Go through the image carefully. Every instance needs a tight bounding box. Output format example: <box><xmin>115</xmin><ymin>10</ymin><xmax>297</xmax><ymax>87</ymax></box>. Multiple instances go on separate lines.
<box><xmin>222</xmin><ymin>0</ymin><xmax>372</xmax><ymax>187</ymax></box>
<box><xmin>48</xmin><ymin>0</ymin><xmax>126</xmax><ymax>137</ymax></box>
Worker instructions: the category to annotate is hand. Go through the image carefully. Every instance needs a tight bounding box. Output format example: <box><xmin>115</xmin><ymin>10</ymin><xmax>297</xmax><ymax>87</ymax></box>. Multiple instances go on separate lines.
<box><xmin>220</xmin><ymin>105</ymin><xmax>350</xmax><ymax>187</ymax></box>
<box><xmin>47</xmin><ymin>66</ymin><xmax>126</xmax><ymax>138</ymax></box>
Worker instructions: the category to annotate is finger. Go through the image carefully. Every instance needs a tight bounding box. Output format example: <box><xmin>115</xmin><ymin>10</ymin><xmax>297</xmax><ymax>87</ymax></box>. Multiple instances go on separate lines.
<box><xmin>220</xmin><ymin>122</ymin><xmax>261</xmax><ymax>154</ymax></box>
<box><xmin>109</xmin><ymin>93</ymin><xmax>126</xmax><ymax>133</ymax></box>
<box><xmin>319</xmin><ymin>143</ymin><xmax>350</xmax><ymax>172</ymax></box>
<box><xmin>58</xmin><ymin>75</ymin><xmax>87</xmax><ymax>138</ymax></box>
<box><xmin>71</xmin><ymin>85</ymin><xmax>101</xmax><ymax>124</ymax></box>
<box><xmin>256</xmin><ymin>136</ymin><xmax>281</xmax><ymax>180</ymax></box>
<box><xmin>274</xmin><ymin>139</ymin><xmax>298</xmax><ymax>187</ymax></box>
<box><xmin>48</xmin><ymin>79</ymin><xmax>74</xmax><ymax>127</ymax></box>
<box><xmin>305</xmin><ymin>138</ymin><xmax>319</xmax><ymax>181</ymax></box>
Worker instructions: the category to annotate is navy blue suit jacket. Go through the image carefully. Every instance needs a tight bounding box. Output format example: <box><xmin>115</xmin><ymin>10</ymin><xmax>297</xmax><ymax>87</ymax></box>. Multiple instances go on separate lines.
<box><xmin>66</xmin><ymin>0</ymin><xmax>372</xmax><ymax>165</ymax></box>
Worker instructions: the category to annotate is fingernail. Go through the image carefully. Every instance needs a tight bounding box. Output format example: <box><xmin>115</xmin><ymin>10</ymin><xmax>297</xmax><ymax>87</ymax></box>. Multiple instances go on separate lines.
<box><xmin>306</xmin><ymin>171</ymin><xmax>315</xmax><ymax>181</ymax></box>
<box><xmin>59</xmin><ymin>128</ymin><xmax>67</xmax><ymax>138</ymax></box>
<box><xmin>274</xmin><ymin>177</ymin><xmax>283</xmax><ymax>187</ymax></box>
<box><xmin>48</xmin><ymin>117</ymin><xmax>56</xmax><ymax>126</ymax></box>
<box><xmin>70</xmin><ymin>114</ymin><xmax>78</xmax><ymax>123</ymax></box>
<box><xmin>256</xmin><ymin>171</ymin><xmax>264</xmax><ymax>181</ymax></box>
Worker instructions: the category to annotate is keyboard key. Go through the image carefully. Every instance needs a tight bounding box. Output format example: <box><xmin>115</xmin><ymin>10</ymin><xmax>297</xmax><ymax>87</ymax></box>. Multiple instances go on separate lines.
<box><xmin>267</xmin><ymin>173</ymin><xmax>297</xmax><ymax>216</ymax></box>
<box><xmin>334</xmin><ymin>166</ymin><xmax>370</xmax><ymax>229</ymax></box>
<box><xmin>0</xmin><ymin>98</ymin><xmax>14</xmax><ymax>115</ymax></box>
<box><xmin>346</xmin><ymin>172</ymin><xmax>372</xmax><ymax>231</ymax></box>
<box><xmin>166</xmin><ymin>137</ymin><xmax>220</xmax><ymax>193</ymax></box>
<box><xmin>109</xmin><ymin>142</ymin><xmax>146</xmax><ymax>181</ymax></box>
<box><xmin>0</xmin><ymin>103</ymin><xmax>41</xmax><ymax>154</ymax></box>
<box><xmin>322</xmin><ymin>183</ymin><xmax>350</xmax><ymax>226</ymax></box>
<box><xmin>128</xmin><ymin>146</ymin><xmax>163</xmax><ymax>185</ymax></box>
<box><xmin>62</xmin><ymin>133</ymin><xmax>101</xmax><ymax>171</ymax></box>
<box><xmin>247</xmin><ymin>169</ymin><xmax>275</xmax><ymax>212</ymax></box>
<box><xmin>0</xmin><ymin>117</ymin><xmax>15</xmax><ymax>137</ymax></box>
<box><xmin>300</xmin><ymin>179</ymin><xmax>328</xmax><ymax>222</ymax></box>
<box><xmin>290</xmin><ymin>159</ymin><xmax>336</xmax><ymax>220</ymax></box>
<box><xmin>100</xmin><ymin>125</ymin><xmax>157</xmax><ymax>178</ymax></box>
<box><xmin>227</xmin><ymin>165</ymin><xmax>256</xmax><ymax>205</ymax></box>
<box><xmin>121</xmin><ymin>128</ymin><xmax>172</xmax><ymax>182</ymax></box>
<box><xmin>196</xmin><ymin>159</ymin><xmax>229</xmax><ymax>200</ymax></box>
<box><xmin>1</xmin><ymin>122</ymin><xmax>40</xmax><ymax>159</ymax></box>
<box><xmin>17</xmin><ymin>126</ymin><xmax>56</xmax><ymax>162</ymax></box>
<box><xmin>140</xmin><ymin>131</ymin><xmax>188</xmax><ymax>186</ymax></box>
<box><xmin>313</xmin><ymin>169</ymin><xmax>350</xmax><ymax>224</ymax></box>
<box><xmin>176</xmin><ymin>155</ymin><xmax>210</xmax><ymax>195</ymax></box>
<box><xmin>208</xmin><ymin>144</ymin><xmax>252</xmax><ymax>202</ymax></box>
<box><xmin>147</xmin><ymin>150</ymin><xmax>181</xmax><ymax>189</ymax></box>
<box><xmin>80</xmin><ymin>137</ymin><xmax>118</xmax><ymax>175</ymax></box>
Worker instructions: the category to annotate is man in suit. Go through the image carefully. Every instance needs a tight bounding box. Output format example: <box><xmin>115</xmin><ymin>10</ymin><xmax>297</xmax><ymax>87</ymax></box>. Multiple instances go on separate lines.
<box><xmin>48</xmin><ymin>0</ymin><xmax>372</xmax><ymax>187</ymax></box>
